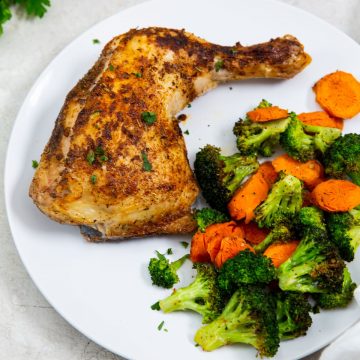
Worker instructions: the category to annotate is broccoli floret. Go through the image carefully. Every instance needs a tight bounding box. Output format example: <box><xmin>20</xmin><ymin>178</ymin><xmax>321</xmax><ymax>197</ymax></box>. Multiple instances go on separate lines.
<box><xmin>278</xmin><ymin>227</ymin><xmax>345</xmax><ymax>293</ymax></box>
<box><xmin>276</xmin><ymin>291</ymin><xmax>312</xmax><ymax>340</ymax></box>
<box><xmin>313</xmin><ymin>267</ymin><xmax>357</xmax><ymax>309</ymax></box>
<box><xmin>194</xmin><ymin>208</ymin><xmax>229</xmax><ymax>232</ymax></box>
<box><xmin>297</xmin><ymin>206</ymin><xmax>327</xmax><ymax>233</ymax></box>
<box><xmin>324</xmin><ymin>133</ymin><xmax>360</xmax><ymax>185</ymax></box>
<box><xmin>148</xmin><ymin>252</ymin><xmax>189</xmax><ymax>289</ymax></box>
<box><xmin>255</xmin><ymin>174</ymin><xmax>303</xmax><ymax>228</ymax></box>
<box><xmin>280</xmin><ymin>113</ymin><xmax>341</xmax><ymax>162</ymax></box>
<box><xmin>254</xmin><ymin>225</ymin><xmax>292</xmax><ymax>253</ymax></box>
<box><xmin>256</xmin><ymin>99</ymin><xmax>272</xmax><ymax>108</ymax></box>
<box><xmin>194</xmin><ymin>285</ymin><xmax>280</xmax><ymax>357</ymax></box>
<box><xmin>159</xmin><ymin>263</ymin><xmax>223</xmax><ymax>323</ymax></box>
<box><xmin>327</xmin><ymin>208</ymin><xmax>360</xmax><ymax>262</ymax></box>
<box><xmin>194</xmin><ymin>145</ymin><xmax>259</xmax><ymax>212</ymax></box>
<box><xmin>233</xmin><ymin>117</ymin><xmax>290</xmax><ymax>157</ymax></box>
<box><xmin>217</xmin><ymin>249</ymin><xmax>276</xmax><ymax>295</ymax></box>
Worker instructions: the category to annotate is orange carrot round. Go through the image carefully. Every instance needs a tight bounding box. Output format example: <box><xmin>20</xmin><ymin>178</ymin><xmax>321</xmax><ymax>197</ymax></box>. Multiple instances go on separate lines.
<box><xmin>204</xmin><ymin>221</ymin><xmax>244</xmax><ymax>262</ymax></box>
<box><xmin>214</xmin><ymin>236</ymin><xmax>254</xmax><ymax>268</ymax></box>
<box><xmin>264</xmin><ymin>241</ymin><xmax>299</xmax><ymax>267</ymax></box>
<box><xmin>313</xmin><ymin>71</ymin><xmax>360</xmax><ymax>119</ymax></box>
<box><xmin>228</xmin><ymin>162</ymin><xmax>278</xmax><ymax>223</ymax></box>
<box><xmin>272</xmin><ymin>154</ymin><xmax>324</xmax><ymax>189</ymax></box>
<box><xmin>311</xmin><ymin>179</ymin><xmax>360</xmax><ymax>212</ymax></box>
<box><xmin>247</xmin><ymin>106</ymin><xmax>289</xmax><ymax>122</ymax></box>
<box><xmin>190</xmin><ymin>231</ymin><xmax>211</xmax><ymax>263</ymax></box>
<box><xmin>243</xmin><ymin>222</ymin><xmax>270</xmax><ymax>245</ymax></box>
<box><xmin>298</xmin><ymin>111</ymin><xmax>343</xmax><ymax>130</ymax></box>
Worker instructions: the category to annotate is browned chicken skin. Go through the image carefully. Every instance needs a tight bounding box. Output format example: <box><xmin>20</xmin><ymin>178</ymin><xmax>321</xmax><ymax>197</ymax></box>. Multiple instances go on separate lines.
<box><xmin>29</xmin><ymin>27</ymin><xmax>311</xmax><ymax>241</ymax></box>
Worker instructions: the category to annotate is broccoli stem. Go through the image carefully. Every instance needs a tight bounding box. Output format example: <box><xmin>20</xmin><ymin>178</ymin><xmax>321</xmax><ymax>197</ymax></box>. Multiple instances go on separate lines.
<box><xmin>171</xmin><ymin>254</ymin><xmax>189</xmax><ymax>271</ymax></box>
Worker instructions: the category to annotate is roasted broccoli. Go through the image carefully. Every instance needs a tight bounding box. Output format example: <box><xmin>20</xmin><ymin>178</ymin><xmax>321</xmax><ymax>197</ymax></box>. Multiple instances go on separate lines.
<box><xmin>327</xmin><ymin>208</ymin><xmax>360</xmax><ymax>262</ymax></box>
<box><xmin>194</xmin><ymin>145</ymin><xmax>259</xmax><ymax>212</ymax></box>
<box><xmin>148</xmin><ymin>252</ymin><xmax>189</xmax><ymax>289</ymax></box>
<box><xmin>194</xmin><ymin>208</ymin><xmax>229</xmax><ymax>232</ymax></box>
<box><xmin>324</xmin><ymin>133</ymin><xmax>360</xmax><ymax>185</ymax></box>
<box><xmin>313</xmin><ymin>267</ymin><xmax>356</xmax><ymax>309</ymax></box>
<box><xmin>194</xmin><ymin>285</ymin><xmax>280</xmax><ymax>357</ymax></box>
<box><xmin>276</xmin><ymin>291</ymin><xmax>312</xmax><ymax>340</ymax></box>
<box><xmin>255</xmin><ymin>174</ymin><xmax>303</xmax><ymax>228</ymax></box>
<box><xmin>159</xmin><ymin>263</ymin><xmax>223</xmax><ymax>323</ymax></box>
<box><xmin>280</xmin><ymin>113</ymin><xmax>341</xmax><ymax>162</ymax></box>
<box><xmin>233</xmin><ymin>117</ymin><xmax>290</xmax><ymax>157</ymax></box>
<box><xmin>256</xmin><ymin>99</ymin><xmax>272</xmax><ymax>108</ymax></box>
<box><xmin>217</xmin><ymin>249</ymin><xmax>276</xmax><ymax>295</ymax></box>
<box><xmin>278</xmin><ymin>209</ymin><xmax>345</xmax><ymax>293</ymax></box>
<box><xmin>254</xmin><ymin>225</ymin><xmax>292</xmax><ymax>253</ymax></box>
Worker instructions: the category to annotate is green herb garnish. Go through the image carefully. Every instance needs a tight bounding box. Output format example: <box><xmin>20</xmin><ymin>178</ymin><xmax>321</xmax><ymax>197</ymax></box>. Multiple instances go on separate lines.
<box><xmin>180</xmin><ymin>241</ymin><xmax>189</xmax><ymax>249</ymax></box>
<box><xmin>141</xmin><ymin>151</ymin><xmax>152</xmax><ymax>171</ymax></box>
<box><xmin>151</xmin><ymin>301</ymin><xmax>161</xmax><ymax>311</ymax></box>
<box><xmin>141</xmin><ymin>111</ymin><xmax>157</xmax><ymax>125</ymax></box>
<box><xmin>214</xmin><ymin>60</ymin><xmax>224</xmax><ymax>72</ymax></box>
<box><xmin>157</xmin><ymin>321</ymin><xmax>165</xmax><ymax>331</ymax></box>
<box><xmin>90</xmin><ymin>175</ymin><xmax>97</xmax><ymax>184</ymax></box>
<box><xmin>184</xmin><ymin>130</ymin><xmax>189</xmax><ymax>135</ymax></box>
<box><xmin>32</xmin><ymin>160</ymin><xmax>39</xmax><ymax>169</ymax></box>
<box><xmin>92</xmin><ymin>39</ymin><xmax>100</xmax><ymax>44</ymax></box>
<box><xmin>86</xmin><ymin>150</ymin><xmax>95</xmax><ymax>165</ymax></box>
<box><xmin>167</xmin><ymin>248</ymin><xmax>173</xmax><ymax>255</ymax></box>
<box><xmin>187</xmin><ymin>103</ymin><xmax>192</xmax><ymax>108</ymax></box>
<box><xmin>109</xmin><ymin>64</ymin><xmax>115</xmax><ymax>71</ymax></box>
<box><xmin>133</xmin><ymin>72</ymin><xmax>142</xmax><ymax>78</ymax></box>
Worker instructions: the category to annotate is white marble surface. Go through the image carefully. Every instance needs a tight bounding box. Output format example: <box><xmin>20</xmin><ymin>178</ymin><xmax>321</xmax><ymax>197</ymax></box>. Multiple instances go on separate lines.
<box><xmin>0</xmin><ymin>0</ymin><xmax>359</xmax><ymax>359</ymax></box>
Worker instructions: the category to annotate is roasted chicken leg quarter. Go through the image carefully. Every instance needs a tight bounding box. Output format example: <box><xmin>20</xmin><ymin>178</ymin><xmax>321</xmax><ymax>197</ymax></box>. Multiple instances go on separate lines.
<box><xmin>29</xmin><ymin>27</ymin><xmax>311</xmax><ymax>241</ymax></box>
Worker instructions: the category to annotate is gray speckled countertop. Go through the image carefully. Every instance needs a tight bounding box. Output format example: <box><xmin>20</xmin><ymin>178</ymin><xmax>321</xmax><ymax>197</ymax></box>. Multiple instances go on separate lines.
<box><xmin>0</xmin><ymin>1</ymin><xmax>359</xmax><ymax>359</ymax></box>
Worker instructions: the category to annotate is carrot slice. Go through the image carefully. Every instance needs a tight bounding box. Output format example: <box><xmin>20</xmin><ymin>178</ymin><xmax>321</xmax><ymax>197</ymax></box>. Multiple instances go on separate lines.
<box><xmin>313</xmin><ymin>71</ymin><xmax>360</xmax><ymax>119</ymax></box>
<box><xmin>247</xmin><ymin>106</ymin><xmax>289</xmax><ymax>122</ymax></box>
<box><xmin>214</xmin><ymin>236</ymin><xmax>254</xmax><ymax>268</ymax></box>
<box><xmin>204</xmin><ymin>221</ymin><xmax>244</xmax><ymax>262</ymax></box>
<box><xmin>190</xmin><ymin>231</ymin><xmax>211</xmax><ymax>263</ymax></box>
<box><xmin>311</xmin><ymin>179</ymin><xmax>360</xmax><ymax>212</ymax></box>
<box><xmin>228</xmin><ymin>162</ymin><xmax>278</xmax><ymax>223</ymax></box>
<box><xmin>243</xmin><ymin>222</ymin><xmax>270</xmax><ymax>245</ymax></box>
<box><xmin>298</xmin><ymin>111</ymin><xmax>343</xmax><ymax>130</ymax></box>
<box><xmin>263</xmin><ymin>241</ymin><xmax>299</xmax><ymax>267</ymax></box>
<box><xmin>272</xmin><ymin>154</ymin><xmax>324</xmax><ymax>189</ymax></box>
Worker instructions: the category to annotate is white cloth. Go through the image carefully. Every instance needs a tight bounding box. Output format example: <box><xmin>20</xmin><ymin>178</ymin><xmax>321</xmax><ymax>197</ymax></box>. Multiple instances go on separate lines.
<box><xmin>320</xmin><ymin>287</ymin><xmax>360</xmax><ymax>360</ymax></box>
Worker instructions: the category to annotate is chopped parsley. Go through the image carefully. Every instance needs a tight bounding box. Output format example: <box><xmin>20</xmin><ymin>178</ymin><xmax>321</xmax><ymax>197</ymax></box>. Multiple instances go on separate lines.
<box><xmin>141</xmin><ymin>151</ymin><xmax>152</xmax><ymax>171</ymax></box>
<box><xmin>141</xmin><ymin>111</ymin><xmax>157</xmax><ymax>125</ymax></box>
<box><xmin>180</xmin><ymin>241</ymin><xmax>189</xmax><ymax>249</ymax></box>
<box><xmin>151</xmin><ymin>301</ymin><xmax>161</xmax><ymax>311</ymax></box>
<box><xmin>92</xmin><ymin>39</ymin><xmax>100</xmax><ymax>44</ymax></box>
<box><xmin>133</xmin><ymin>72</ymin><xmax>142</xmax><ymax>78</ymax></box>
<box><xmin>32</xmin><ymin>160</ymin><xmax>39</xmax><ymax>169</ymax></box>
<box><xmin>109</xmin><ymin>64</ymin><xmax>115</xmax><ymax>71</ymax></box>
<box><xmin>184</xmin><ymin>130</ymin><xmax>190</xmax><ymax>135</ymax></box>
<box><xmin>90</xmin><ymin>175</ymin><xmax>97</xmax><ymax>184</ymax></box>
<box><xmin>214</xmin><ymin>60</ymin><xmax>224</xmax><ymax>72</ymax></box>
<box><xmin>157</xmin><ymin>321</ymin><xmax>165</xmax><ymax>331</ymax></box>
<box><xmin>86</xmin><ymin>150</ymin><xmax>95</xmax><ymax>165</ymax></box>
<box><xmin>187</xmin><ymin>103</ymin><xmax>192</xmax><ymax>108</ymax></box>
<box><xmin>166</xmin><ymin>248</ymin><xmax>173</xmax><ymax>255</ymax></box>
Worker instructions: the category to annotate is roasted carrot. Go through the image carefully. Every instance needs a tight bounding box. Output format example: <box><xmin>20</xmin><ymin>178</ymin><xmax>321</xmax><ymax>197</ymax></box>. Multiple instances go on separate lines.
<box><xmin>313</xmin><ymin>71</ymin><xmax>360</xmax><ymax>119</ymax></box>
<box><xmin>311</xmin><ymin>179</ymin><xmax>360</xmax><ymax>212</ymax></box>
<box><xmin>247</xmin><ymin>106</ymin><xmax>289</xmax><ymax>122</ymax></box>
<box><xmin>298</xmin><ymin>111</ymin><xmax>343</xmax><ymax>130</ymax></box>
<box><xmin>243</xmin><ymin>222</ymin><xmax>270</xmax><ymax>245</ymax></box>
<box><xmin>228</xmin><ymin>162</ymin><xmax>278</xmax><ymax>223</ymax></box>
<box><xmin>272</xmin><ymin>154</ymin><xmax>324</xmax><ymax>189</ymax></box>
<box><xmin>214</xmin><ymin>236</ymin><xmax>254</xmax><ymax>268</ymax></box>
<box><xmin>203</xmin><ymin>221</ymin><xmax>244</xmax><ymax>262</ymax></box>
<box><xmin>190</xmin><ymin>231</ymin><xmax>211</xmax><ymax>263</ymax></box>
<box><xmin>263</xmin><ymin>241</ymin><xmax>299</xmax><ymax>267</ymax></box>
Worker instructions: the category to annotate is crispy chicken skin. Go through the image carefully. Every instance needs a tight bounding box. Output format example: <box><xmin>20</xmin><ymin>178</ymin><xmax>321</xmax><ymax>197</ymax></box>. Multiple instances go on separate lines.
<box><xmin>29</xmin><ymin>27</ymin><xmax>311</xmax><ymax>241</ymax></box>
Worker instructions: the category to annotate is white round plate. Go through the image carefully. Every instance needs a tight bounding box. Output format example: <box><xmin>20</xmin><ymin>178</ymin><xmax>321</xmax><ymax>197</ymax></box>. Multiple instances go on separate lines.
<box><xmin>5</xmin><ymin>0</ymin><xmax>360</xmax><ymax>359</ymax></box>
